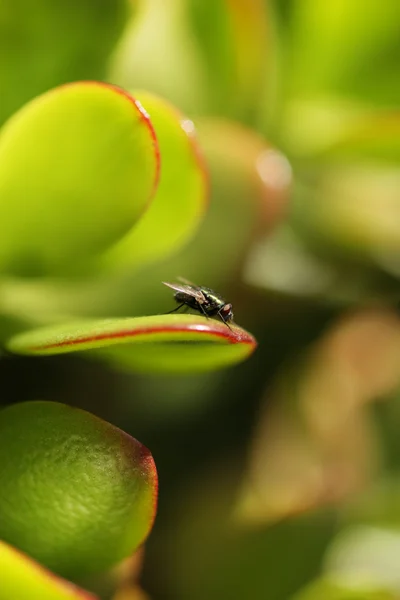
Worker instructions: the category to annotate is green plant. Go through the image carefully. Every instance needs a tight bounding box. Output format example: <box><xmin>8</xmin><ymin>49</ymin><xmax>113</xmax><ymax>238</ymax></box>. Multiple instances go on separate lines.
<box><xmin>1</xmin><ymin>1</ymin><xmax>400</xmax><ymax>599</ymax></box>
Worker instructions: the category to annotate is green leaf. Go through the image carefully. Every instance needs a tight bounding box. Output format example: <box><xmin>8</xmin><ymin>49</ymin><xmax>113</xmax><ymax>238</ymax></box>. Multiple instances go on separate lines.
<box><xmin>242</xmin><ymin>225</ymin><xmax>397</xmax><ymax>304</ymax></box>
<box><xmin>99</xmin><ymin>91</ymin><xmax>208</xmax><ymax>272</ymax></box>
<box><xmin>109</xmin><ymin>0</ymin><xmax>208</xmax><ymax>115</ymax></box>
<box><xmin>137</xmin><ymin>119</ymin><xmax>292</xmax><ymax>292</ymax></box>
<box><xmin>0</xmin><ymin>81</ymin><xmax>159</xmax><ymax>277</ymax></box>
<box><xmin>287</xmin><ymin>0</ymin><xmax>400</xmax><ymax>106</ymax></box>
<box><xmin>0</xmin><ymin>0</ymin><xmax>128</xmax><ymax>126</ymax></box>
<box><xmin>323</xmin><ymin>525</ymin><xmax>400</xmax><ymax>597</ymax></box>
<box><xmin>187</xmin><ymin>0</ymin><xmax>271</xmax><ymax>122</ymax></box>
<box><xmin>109</xmin><ymin>0</ymin><xmax>270</xmax><ymax>122</ymax></box>
<box><xmin>6</xmin><ymin>315</ymin><xmax>257</xmax><ymax>373</ymax></box>
<box><xmin>293</xmin><ymin>578</ymin><xmax>396</xmax><ymax>600</ymax></box>
<box><xmin>0</xmin><ymin>540</ymin><xmax>97</xmax><ymax>600</ymax></box>
<box><xmin>292</xmin><ymin>164</ymin><xmax>400</xmax><ymax>263</ymax></box>
<box><xmin>317</xmin><ymin>112</ymin><xmax>400</xmax><ymax>164</ymax></box>
<box><xmin>0</xmin><ymin>401</ymin><xmax>157</xmax><ymax>578</ymax></box>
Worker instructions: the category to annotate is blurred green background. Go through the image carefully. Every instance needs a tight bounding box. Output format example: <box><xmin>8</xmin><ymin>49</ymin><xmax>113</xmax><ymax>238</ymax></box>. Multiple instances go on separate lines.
<box><xmin>1</xmin><ymin>0</ymin><xmax>400</xmax><ymax>598</ymax></box>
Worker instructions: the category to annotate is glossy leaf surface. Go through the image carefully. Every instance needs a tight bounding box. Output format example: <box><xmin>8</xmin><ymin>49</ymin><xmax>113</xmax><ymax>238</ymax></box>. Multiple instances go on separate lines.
<box><xmin>0</xmin><ymin>82</ymin><xmax>159</xmax><ymax>276</ymax></box>
<box><xmin>7</xmin><ymin>315</ymin><xmax>257</xmax><ymax>373</ymax></box>
<box><xmin>100</xmin><ymin>90</ymin><xmax>208</xmax><ymax>271</ymax></box>
<box><xmin>0</xmin><ymin>401</ymin><xmax>157</xmax><ymax>578</ymax></box>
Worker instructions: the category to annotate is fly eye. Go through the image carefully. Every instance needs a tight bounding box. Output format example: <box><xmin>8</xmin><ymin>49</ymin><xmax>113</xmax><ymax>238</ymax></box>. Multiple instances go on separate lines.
<box><xmin>222</xmin><ymin>304</ymin><xmax>232</xmax><ymax>313</ymax></box>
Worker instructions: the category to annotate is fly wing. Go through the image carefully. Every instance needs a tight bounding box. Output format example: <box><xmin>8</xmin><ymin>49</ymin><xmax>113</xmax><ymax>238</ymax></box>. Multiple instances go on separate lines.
<box><xmin>177</xmin><ymin>276</ymin><xmax>197</xmax><ymax>286</ymax></box>
<box><xmin>162</xmin><ymin>281</ymin><xmax>206</xmax><ymax>303</ymax></box>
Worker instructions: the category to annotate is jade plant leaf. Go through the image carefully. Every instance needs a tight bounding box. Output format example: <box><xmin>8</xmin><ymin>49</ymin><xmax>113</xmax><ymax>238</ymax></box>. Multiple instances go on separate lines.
<box><xmin>0</xmin><ymin>401</ymin><xmax>158</xmax><ymax>579</ymax></box>
<box><xmin>0</xmin><ymin>540</ymin><xmax>97</xmax><ymax>600</ymax></box>
<box><xmin>287</xmin><ymin>0</ymin><xmax>400</xmax><ymax>106</ymax></box>
<box><xmin>293</xmin><ymin>164</ymin><xmax>400</xmax><ymax>262</ymax></box>
<box><xmin>13</xmin><ymin>117</ymin><xmax>291</xmax><ymax>325</ymax></box>
<box><xmin>109</xmin><ymin>0</ymin><xmax>209</xmax><ymax>116</ymax></box>
<box><xmin>6</xmin><ymin>315</ymin><xmax>257</xmax><ymax>373</ymax></box>
<box><xmin>108</xmin><ymin>118</ymin><xmax>293</xmax><ymax>318</ymax></box>
<box><xmin>0</xmin><ymin>81</ymin><xmax>159</xmax><ymax>277</ymax></box>
<box><xmin>99</xmin><ymin>90</ymin><xmax>208</xmax><ymax>272</ymax></box>
<box><xmin>109</xmin><ymin>0</ymin><xmax>270</xmax><ymax>122</ymax></box>
<box><xmin>187</xmin><ymin>0</ymin><xmax>270</xmax><ymax>122</ymax></box>
<box><xmin>0</xmin><ymin>0</ymin><xmax>128</xmax><ymax>125</ymax></box>
<box><xmin>317</xmin><ymin>111</ymin><xmax>400</xmax><ymax>163</ymax></box>
<box><xmin>292</xmin><ymin>578</ymin><xmax>396</xmax><ymax>600</ymax></box>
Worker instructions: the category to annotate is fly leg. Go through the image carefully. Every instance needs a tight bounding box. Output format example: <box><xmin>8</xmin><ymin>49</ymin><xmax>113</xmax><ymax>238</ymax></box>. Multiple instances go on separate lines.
<box><xmin>217</xmin><ymin>309</ymin><xmax>232</xmax><ymax>330</ymax></box>
<box><xmin>198</xmin><ymin>303</ymin><xmax>210</xmax><ymax>319</ymax></box>
<box><xmin>166</xmin><ymin>303</ymin><xmax>185</xmax><ymax>314</ymax></box>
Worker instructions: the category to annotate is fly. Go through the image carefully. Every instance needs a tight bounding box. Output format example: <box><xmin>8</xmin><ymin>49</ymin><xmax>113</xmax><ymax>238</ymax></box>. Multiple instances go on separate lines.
<box><xmin>163</xmin><ymin>277</ymin><xmax>234</xmax><ymax>328</ymax></box>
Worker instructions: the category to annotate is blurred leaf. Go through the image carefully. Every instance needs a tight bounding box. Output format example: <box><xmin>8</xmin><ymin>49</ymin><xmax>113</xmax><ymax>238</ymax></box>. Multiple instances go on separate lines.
<box><xmin>80</xmin><ymin>549</ymin><xmax>147</xmax><ymax>600</ymax></box>
<box><xmin>109</xmin><ymin>0</ymin><xmax>208</xmax><ymax>115</ymax></box>
<box><xmin>341</xmin><ymin>480</ymin><xmax>400</xmax><ymax>532</ymax></box>
<box><xmin>103</xmin><ymin>119</ymin><xmax>291</xmax><ymax>317</ymax></box>
<box><xmin>159</xmin><ymin>461</ymin><xmax>336</xmax><ymax>600</ymax></box>
<box><xmin>0</xmin><ymin>82</ymin><xmax>159</xmax><ymax>277</ymax></box>
<box><xmin>109</xmin><ymin>0</ymin><xmax>270</xmax><ymax>122</ymax></box>
<box><xmin>0</xmin><ymin>540</ymin><xmax>97</xmax><ymax>600</ymax></box>
<box><xmin>187</xmin><ymin>0</ymin><xmax>271</xmax><ymax>121</ymax></box>
<box><xmin>238</xmin><ymin>308</ymin><xmax>400</xmax><ymax>524</ymax></box>
<box><xmin>243</xmin><ymin>225</ymin><xmax>397</xmax><ymax>303</ymax></box>
<box><xmin>322</xmin><ymin>525</ymin><xmax>400</xmax><ymax>597</ymax></box>
<box><xmin>0</xmin><ymin>121</ymin><xmax>291</xmax><ymax>324</ymax></box>
<box><xmin>113</xmin><ymin>585</ymin><xmax>150</xmax><ymax>600</ymax></box>
<box><xmin>281</xmin><ymin>100</ymin><xmax>400</xmax><ymax>160</ymax></box>
<box><xmin>286</xmin><ymin>0</ymin><xmax>400</xmax><ymax>105</ymax></box>
<box><xmin>293</xmin><ymin>164</ymin><xmax>400</xmax><ymax>264</ymax></box>
<box><xmin>293</xmin><ymin>577</ymin><xmax>396</xmax><ymax>600</ymax></box>
<box><xmin>316</xmin><ymin>111</ymin><xmax>400</xmax><ymax>164</ymax></box>
<box><xmin>6</xmin><ymin>314</ymin><xmax>257</xmax><ymax>373</ymax></box>
<box><xmin>0</xmin><ymin>401</ymin><xmax>157</xmax><ymax>578</ymax></box>
<box><xmin>144</xmin><ymin>119</ymin><xmax>291</xmax><ymax>289</ymax></box>
<box><xmin>0</xmin><ymin>0</ymin><xmax>128</xmax><ymax>125</ymax></box>
<box><xmin>100</xmin><ymin>91</ymin><xmax>208</xmax><ymax>272</ymax></box>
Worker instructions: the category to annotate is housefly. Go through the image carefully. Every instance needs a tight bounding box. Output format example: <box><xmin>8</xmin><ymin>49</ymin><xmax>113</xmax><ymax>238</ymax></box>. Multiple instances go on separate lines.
<box><xmin>163</xmin><ymin>278</ymin><xmax>234</xmax><ymax>328</ymax></box>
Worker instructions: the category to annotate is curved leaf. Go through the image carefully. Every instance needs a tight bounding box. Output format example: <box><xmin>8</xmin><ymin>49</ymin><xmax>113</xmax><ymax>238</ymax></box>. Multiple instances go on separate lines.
<box><xmin>0</xmin><ymin>401</ymin><xmax>158</xmax><ymax>578</ymax></box>
<box><xmin>6</xmin><ymin>315</ymin><xmax>257</xmax><ymax>373</ymax></box>
<box><xmin>0</xmin><ymin>0</ymin><xmax>127</xmax><ymax>125</ymax></box>
<box><xmin>187</xmin><ymin>0</ymin><xmax>270</xmax><ymax>121</ymax></box>
<box><xmin>109</xmin><ymin>0</ymin><xmax>270</xmax><ymax>122</ymax></box>
<box><xmin>288</xmin><ymin>0</ymin><xmax>400</xmax><ymax>106</ymax></box>
<box><xmin>109</xmin><ymin>0</ymin><xmax>208</xmax><ymax>115</ymax></box>
<box><xmin>0</xmin><ymin>81</ymin><xmax>159</xmax><ymax>276</ymax></box>
<box><xmin>100</xmin><ymin>91</ymin><xmax>208</xmax><ymax>272</ymax></box>
<box><xmin>0</xmin><ymin>541</ymin><xmax>97</xmax><ymax>600</ymax></box>
<box><xmin>0</xmin><ymin>120</ymin><xmax>290</xmax><ymax>325</ymax></box>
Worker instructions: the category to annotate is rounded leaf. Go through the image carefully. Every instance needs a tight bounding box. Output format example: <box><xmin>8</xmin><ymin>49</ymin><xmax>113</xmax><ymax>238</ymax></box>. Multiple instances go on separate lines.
<box><xmin>0</xmin><ymin>82</ymin><xmax>159</xmax><ymax>276</ymax></box>
<box><xmin>0</xmin><ymin>401</ymin><xmax>158</xmax><ymax>578</ymax></box>
<box><xmin>6</xmin><ymin>315</ymin><xmax>257</xmax><ymax>373</ymax></box>
<box><xmin>100</xmin><ymin>91</ymin><xmax>208</xmax><ymax>271</ymax></box>
<box><xmin>0</xmin><ymin>540</ymin><xmax>97</xmax><ymax>600</ymax></box>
